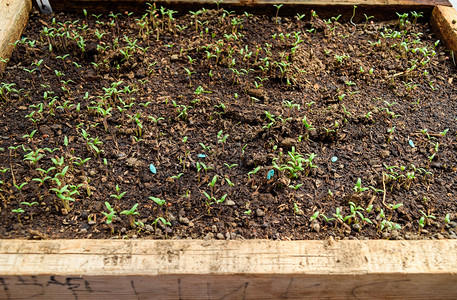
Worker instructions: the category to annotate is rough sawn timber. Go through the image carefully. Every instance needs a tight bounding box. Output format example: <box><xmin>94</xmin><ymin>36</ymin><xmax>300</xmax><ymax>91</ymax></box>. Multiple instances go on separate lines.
<box><xmin>431</xmin><ymin>5</ymin><xmax>457</xmax><ymax>57</ymax></box>
<box><xmin>0</xmin><ymin>0</ymin><xmax>32</xmax><ymax>74</ymax></box>
<box><xmin>0</xmin><ymin>239</ymin><xmax>457</xmax><ymax>299</ymax></box>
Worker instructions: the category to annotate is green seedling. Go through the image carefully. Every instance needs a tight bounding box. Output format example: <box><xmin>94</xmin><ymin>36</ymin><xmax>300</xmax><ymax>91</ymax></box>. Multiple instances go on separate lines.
<box><xmin>310</xmin><ymin>211</ymin><xmax>320</xmax><ymax>221</ymax></box>
<box><xmin>102</xmin><ymin>202</ymin><xmax>117</xmax><ymax>233</ymax></box>
<box><xmin>12</xmin><ymin>208</ymin><xmax>25</xmax><ymax>223</ymax></box>
<box><xmin>120</xmin><ymin>203</ymin><xmax>140</xmax><ymax>228</ymax></box>
<box><xmin>248</xmin><ymin>166</ymin><xmax>261</xmax><ymax>180</ymax></box>
<box><xmin>153</xmin><ymin>216</ymin><xmax>171</xmax><ymax>227</ymax></box>
<box><xmin>353</xmin><ymin>178</ymin><xmax>369</xmax><ymax>193</ymax></box>
<box><xmin>149</xmin><ymin>196</ymin><xmax>166</xmax><ymax>207</ymax></box>
<box><xmin>14</xmin><ymin>182</ymin><xmax>28</xmax><ymax>193</ymax></box>
<box><xmin>419</xmin><ymin>210</ymin><xmax>436</xmax><ymax>230</ymax></box>
<box><xmin>20</xmin><ymin>201</ymin><xmax>38</xmax><ymax>220</ymax></box>
<box><xmin>110</xmin><ymin>184</ymin><xmax>126</xmax><ymax>201</ymax></box>
<box><xmin>208</xmin><ymin>175</ymin><xmax>218</xmax><ymax>195</ymax></box>
<box><xmin>202</xmin><ymin>191</ymin><xmax>214</xmax><ymax>213</ymax></box>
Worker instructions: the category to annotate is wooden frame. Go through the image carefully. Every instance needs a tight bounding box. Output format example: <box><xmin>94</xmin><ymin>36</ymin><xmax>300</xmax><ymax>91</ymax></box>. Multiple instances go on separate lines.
<box><xmin>1</xmin><ymin>239</ymin><xmax>457</xmax><ymax>298</ymax></box>
<box><xmin>0</xmin><ymin>0</ymin><xmax>32</xmax><ymax>74</ymax></box>
<box><xmin>1</xmin><ymin>0</ymin><xmax>457</xmax><ymax>298</ymax></box>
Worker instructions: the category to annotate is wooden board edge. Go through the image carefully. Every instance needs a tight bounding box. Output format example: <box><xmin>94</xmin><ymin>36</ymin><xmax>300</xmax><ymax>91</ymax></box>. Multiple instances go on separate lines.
<box><xmin>1</xmin><ymin>273</ymin><xmax>457</xmax><ymax>299</ymax></box>
<box><xmin>431</xmin><ymin>5</ymin><xmax>457</xmax><ymax>58</ymax></box>
<box><xmin>1</xmin><ymin>239</ymin><xmax>457</xmax><ymax>275</ymax></box>
<box><xmin>1</xmin><ymin>239</ymin><xmax>457</xmax><ymax>298</ymax></box>
<box><xmin>0</xmin><ymin>0</ymin><xmax>32</xmax><ymax>74</ymax></box>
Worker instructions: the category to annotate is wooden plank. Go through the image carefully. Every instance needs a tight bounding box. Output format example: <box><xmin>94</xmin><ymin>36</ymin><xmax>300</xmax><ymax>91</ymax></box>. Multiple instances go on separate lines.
<box><xmin>47</xmin><ymin>0</ymin><xmax>452</xmax><ymax>19</ymax></box>
<box><xmin>431</xmin><ymin>5</ymin><xmax>457</xmax><ymax>57</ymax></box>
<box><xmin>0</xmin><ymin>0</ymin><xmax>32</xmax><ymax>74</ymax></box>
<box><xmin>1</xmin><ymin>239</ymin><xmax>457</xmax><ymax>298</ymax></box>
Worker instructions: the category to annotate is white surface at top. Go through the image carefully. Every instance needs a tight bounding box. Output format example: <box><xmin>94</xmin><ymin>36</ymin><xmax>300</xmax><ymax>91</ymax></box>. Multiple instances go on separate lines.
<box><xmin>451</xmin><ymin>0</ymin><xmax>456</xmax><ymax>7</ymax></box>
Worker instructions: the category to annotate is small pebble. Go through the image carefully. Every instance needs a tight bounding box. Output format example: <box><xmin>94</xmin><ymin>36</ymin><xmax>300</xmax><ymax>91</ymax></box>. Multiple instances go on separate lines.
<box><xmin>179</xmin><ymin>216</ymin><xmax>190</xmax><ymax>225</ymax></box>
<box><xmin>225</xmin><ymin>200</ymin><xmax>236</xmax><ymax>206</ymax></box>
<box><xmin>312</xmin><ymin>222</ymin><xmax>320</xmax><ymax>233</ymax></box>
<box><xmin>216</xmin><ymin>233</ymin><xmax>225</xmax><ymax>240</ymax></box>
<box><xmin>256</xmin><ymin>208</ymin><xmax>265</xmax><ymax>217</ymax></box>
<box><xmin>88</xmin><ymin>220</ymin><xmax>96</xmax><ymax>226</ymax></box>
<box><xmin>145</xmin><ymin>224</ymin><xmax>154</xmax><ymax>232</ymax></box>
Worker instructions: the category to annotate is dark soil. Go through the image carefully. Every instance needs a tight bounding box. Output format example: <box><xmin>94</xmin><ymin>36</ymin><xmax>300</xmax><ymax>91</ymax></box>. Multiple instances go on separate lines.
<box><xmin>1</xmin><ymin>6</ymin><xmax>457</xmax><ymax>241</ymax></box>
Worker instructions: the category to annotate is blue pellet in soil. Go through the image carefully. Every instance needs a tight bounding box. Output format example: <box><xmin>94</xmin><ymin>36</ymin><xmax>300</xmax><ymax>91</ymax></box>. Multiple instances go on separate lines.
<box><xmin>149</xmin><ymin>163</ymin><xmax>157</xmax><ymax>174</ymax></box>
<box><xmin>197</xmin><ymin>154</ymin><xmax>206</xmax><ymax>158</ymax></box>
<box><xmin>331</xmin><ymin>156</ymin><xmax>338</xmax><ymax>162</ymax></box>
<box><xmin>267</xmin><ymin>169</ymin><xmax>275</xmax><ymax>180</ymax></box>
<box><xmin>409</xmin><ymin>139</ymin><xmax>415</xmax><ymax>148</ymax></box>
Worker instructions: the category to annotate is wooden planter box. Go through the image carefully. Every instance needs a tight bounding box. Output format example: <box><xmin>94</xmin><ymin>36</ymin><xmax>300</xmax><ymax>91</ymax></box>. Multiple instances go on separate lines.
<box><xmin>1</xmin><ymin>1</ymin><xmax>457</xmax><ymax>298</ymax></box>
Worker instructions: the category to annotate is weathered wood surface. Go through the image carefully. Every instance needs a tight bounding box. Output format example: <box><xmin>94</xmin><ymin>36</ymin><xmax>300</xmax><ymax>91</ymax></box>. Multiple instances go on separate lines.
<box><xmin>1</xmin><ymin>239</ymin><xmax>457</xmax><ymax>299</ymax></box>
<box><xmin>0</xmin><ymin>0</ymin><xmax>32</xmax><ymax>74</ymax></box>
<box><xmin>431</xmin><ymin>5</ymin><xmax>457</xmax><ymax>57</ymax></box>
<box><xmin>47</xmin><ymin>0</ymin><xmax>451</xmax><ymax>20</ymax></box>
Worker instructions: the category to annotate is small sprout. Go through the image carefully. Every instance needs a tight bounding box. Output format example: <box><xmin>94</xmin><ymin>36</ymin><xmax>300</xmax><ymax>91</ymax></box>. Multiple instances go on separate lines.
<box><xmin>102</xmin><ymin>202</ymin><xmax>117</xmax><ymax>233</ymax></box>
<box><xmin>225</xmin><ymin>178</ymin><xmax>235</xmax><ymax>187</ymax></box>
<box><xmin>215</xmin><ymin>194</ymin><xmax>227</xmax><ymax>204</ymax></box>
<box><xmin>439</xmin><ymin>129</ymin><xmax>449</xmax><ymax>137</ymax></box>
<box><xmin>149</xmin><ymin>196</ymin><xmax>166</xmax><ymax>206</ymax></box>
<box><xmin>208</xmin><ymin>175</ymin><xmax>218</xmax><ymax>188</ymax></box>
<box><xmin>12</xmin><ymin>208</ymin><xmax>25</xmax><ymax>223</ymax></box>
<box><xmin>224</xmin><ymin>163</ymin><xmax>238</xmax><ymax>170</ymax></box>
<box><xmin>120</xmin><ymin>203</ymin><xmax>140</xmax><ymax>228</ymax></box>
<box><xmin>310</xmin><ymin>211</ymin><xmax>320</xmax><ymax>221</ymax></box>
<box><xmin>353</xmin><ymin>178</ymin><xmax>368</xmax><ymax>193</ymax></box>
<box><xmin>110</xmin><ymin>184</ymin><xmax>126</xmax><ymax>201</ymax></box>
<box><xmin>20</xmin><ymin>201</ymin><xmax>38</xmax><ymax>207</ymax></box>
<box><xmin>154</xmin><ymin>217</ymin><xmax>171</xmax><ymax>227</ymax></box>
<box><xmin>388</xmin><ymin>203</ymin><xmax>403</xmax><ymax>210</ymax></box>
<box><xmin>419</xmin><ymin>210</ymin><xmax>436</xmax><ymax>229</ymax></box>
<box><xmin>248</xmin><ymin>166</ymin><xmax>261</xmax><ymax>179</ymax></box>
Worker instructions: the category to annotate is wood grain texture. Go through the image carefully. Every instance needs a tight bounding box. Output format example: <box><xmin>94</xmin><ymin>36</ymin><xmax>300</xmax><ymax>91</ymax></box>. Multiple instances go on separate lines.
<box><xmin>431</xmin><ymin>5</ymin><xmax>457</xmax><ymax>56</ymax></box>
<box><xmin>0</xmin><ymin>0</ymin><xmax>32</xmax><ymax>74</ymax></box>
<box><xmin>1</xmin><ymin>239</ymin><xmax>457</xmax><ymax>298</ymax></box>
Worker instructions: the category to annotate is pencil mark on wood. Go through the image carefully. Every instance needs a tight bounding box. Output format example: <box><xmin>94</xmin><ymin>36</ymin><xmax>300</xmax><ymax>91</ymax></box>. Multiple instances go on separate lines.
<box><xmin>0</xmin><ymin>277</ymin><xmax>11</xmax><ymax>300</ymax></box>
<box><xmin>280</xmin><ymin>278</ymin><xmax>294</xmax><ymax>298</ymax></box>
<box><xmin>351</xmin><ymin>280</ymin><xmax>411</xmax><ymax>300</ymax></box>
<box><xmin>178</xmin><ymin>278</ymin><xmax>182</xmax><ymax>300</ymax></box>
<box><xmin>46</xmin><ymin>276</ymin><xmax>93</xmax><ymax>300</ymax></box>
<box><xmin>218</xmin><ymin>282</ymin><xmax>250</xmax><ymax>300</ymax></box>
